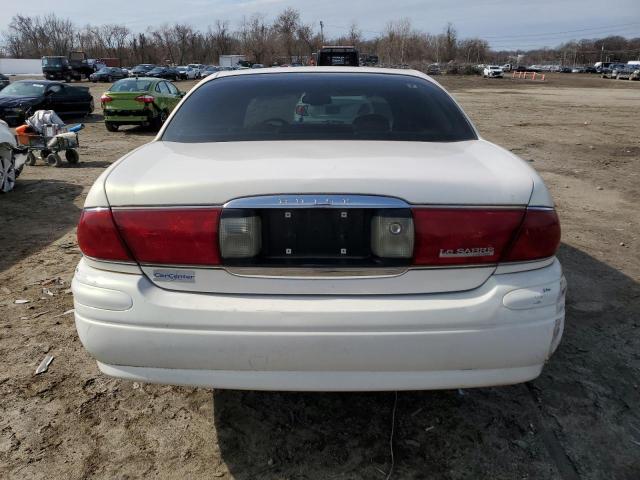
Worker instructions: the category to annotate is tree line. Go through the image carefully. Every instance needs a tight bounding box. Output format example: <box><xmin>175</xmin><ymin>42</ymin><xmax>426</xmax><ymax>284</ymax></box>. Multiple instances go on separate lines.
<box><xmin>1</xmin><ymin>11</ymin><xmax>639</xmax><ymax>68</ymax></box>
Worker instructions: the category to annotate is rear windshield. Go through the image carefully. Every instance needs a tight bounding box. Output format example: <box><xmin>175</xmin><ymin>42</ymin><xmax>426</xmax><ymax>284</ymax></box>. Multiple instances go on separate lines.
<box><xmin>162</xmin><ymin>73</ymin><xmax>476</xmax><ymax>143</ymax></box>
<box><xmin>109</xmin><ymin>79</ymin><xmax>153</xmax><ymax>92</ymax></box>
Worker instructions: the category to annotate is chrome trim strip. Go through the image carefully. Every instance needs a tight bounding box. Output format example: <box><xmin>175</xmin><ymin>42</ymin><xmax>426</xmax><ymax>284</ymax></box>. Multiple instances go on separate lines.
<box><xmin>110</xmin><ymin>204</ymin><xmax>222</xmax><ymax>210</ymax></box>
<box><xmin>526</xmin><ymin>206</ymin><xmax>556</xmax><ymax>211</ymax></box>
<box><xmin>138</xmin><ymin>263</ymin><xmax>497</xmax><ymax>275</ymax></box>
<box><xmin>225</xmin><ymin>267</ymin><xmax>409</xmax><ymax>278</ymax></box>
<box><xmin>83</xmin><ymin>206</ymin><xmax>111</xmax><ymax>212</ymax></box>
<box><xmin>84</xmin><ymin>255</ymin><xmax>137</xmax><ymax>266</ymax></box>
<box><xmin>223</xmin><ymin>194</ymin><xmax>410</xmax><ymax>209</ymax></box>
<box><xmin>97</xmin><ymin>203</ymin><xmax>553</xmax><ymax>211</ymax></box>
<box><xmin>410</xmin><ymin>204</ymin><xmax>526</xmax><ymax>210</ymax></box>
<box><xmin>139</xmin><ymin>263</ymin><xmax>224</xmax><ymax>269</ymax></box>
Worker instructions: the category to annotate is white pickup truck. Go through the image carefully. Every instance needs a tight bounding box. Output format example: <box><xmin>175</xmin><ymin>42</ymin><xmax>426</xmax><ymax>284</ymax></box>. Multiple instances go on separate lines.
<box><xmin>483</xmin><ymin>65</ymin><xmax>504</xmax><ymax>78</ymax></box>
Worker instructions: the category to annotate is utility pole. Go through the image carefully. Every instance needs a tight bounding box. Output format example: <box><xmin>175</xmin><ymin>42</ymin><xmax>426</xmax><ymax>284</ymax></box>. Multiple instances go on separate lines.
<box><xmin>320</xmin><ymin>21</ymin><xmax>324</xmax><ymax>46</ymax></box>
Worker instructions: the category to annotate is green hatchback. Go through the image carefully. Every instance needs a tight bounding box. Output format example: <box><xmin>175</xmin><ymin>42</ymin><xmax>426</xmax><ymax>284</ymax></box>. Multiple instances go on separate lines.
<box><xmin>100</xmin><ymin>77</ymin><xmax>184</xmax><ymax>132</ymax></box>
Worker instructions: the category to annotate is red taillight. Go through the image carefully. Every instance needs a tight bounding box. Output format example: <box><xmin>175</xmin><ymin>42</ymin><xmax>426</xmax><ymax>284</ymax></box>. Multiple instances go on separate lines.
<box><xmin>412</xmin><ymin>208</ymin><xmax>525</xmax><ymax>265</ymax></box>
<box><xmin>111</xmin><ymin>208</ymin><xmax>221</xmax><ymax>265</ymax></box>
<box><xmin>100</xmin><ymin>94</ymin><xmax>112</xmax><ymax>104</ymax></box>
<box><xmin>77</xmin><ymin>209</ymin><xmax>132</xmax><ymax>261</ymax></box>
<box><xmin>135</xmin><ymin>94</ymin><xmax>155</xmax><ymax>103</ymax></box>
<box><xmin>410</xmin><ymin>207</ymin><xmax>560</xmax><ymax>266</ymax></box>
<box><xmin>295</xmin><ymin>105</ymin><xmax>308</xmax><ymax>116</ymax></box>
<box><xmin>502</xmin><ymin>209</ymin><xmax>561</xmax><ymax>262</ymax></box>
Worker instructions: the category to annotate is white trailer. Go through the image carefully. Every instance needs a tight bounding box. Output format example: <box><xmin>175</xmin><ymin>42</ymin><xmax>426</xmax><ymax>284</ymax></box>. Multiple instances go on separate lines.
<box><xmin>219</xmin><ymin>55</ymin><xmax>246</xmax><ymax>68</ymax></box>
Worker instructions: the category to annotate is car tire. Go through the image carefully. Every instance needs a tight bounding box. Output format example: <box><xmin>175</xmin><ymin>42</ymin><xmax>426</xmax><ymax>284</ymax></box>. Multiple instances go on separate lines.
<box><xmin>87</xmin><ymin>99</ymin><xmax>95</xmax><ymax>115</ymax></box>
<box><xmin>39</xmin><ymin>149</ymin><xmax>51</xmax><ymax>160</ymax></box>
<box><xmin>105</xmin><ymin>122</ymin><xmax>119</xmax><ymax>132</ymax></box>
<box><xmin>107</xmin><ymin>76</ymin><xmax>113</xmax><ymax>83</ymax></box>
<box><xmin>153</xmin><ymin>110</ymin><xmax>168</xmax><ymax>131</ymax></box>
<box><xmin>26</xmin><ymin>152</ymin><xmax>37</xmax><ymax>166</ymax></box>
<box><xmin>46</xmin><ymin>153</ymin><xmax>63</xmax><ymax>168</ymax></box>
<box><xmin>64</xmin><ymin>74</ymin><xmax>72</xmax><ymax>83</ymax></box>
<box><xmin>65</xmin><ymin>149</ymin><xmax>80</xmax><ymax>164</ymax></box>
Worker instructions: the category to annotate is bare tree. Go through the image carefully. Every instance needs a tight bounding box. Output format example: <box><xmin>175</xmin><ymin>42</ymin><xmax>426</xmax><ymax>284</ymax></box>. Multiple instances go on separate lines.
<box><xmin>207</xmin><ymin>20</ymin><xmax>235</xmax><ymax>63</ymax></box>
<box><xmin>239</xmin><ymin>14</ymin><xmax>275</xmax><ymax>65</ymax></box>
<box><xmin>274</xmin><ymin>8</ymin><xmax>300</xmax><ymax>63</ymax></box>
<box><xmin>2</xmin><ymin>12</ymin><xmax>639</xmax><ymax>71</ymax></box>
<box><xmin>348</xmin><ymin>22</ymin><xmax>362</xmax><ymax>48</ymax></box>
<box><xmin>442</xmin><ymin>23</ymin><xmax>457</xmax><ymax>62</ymax></box>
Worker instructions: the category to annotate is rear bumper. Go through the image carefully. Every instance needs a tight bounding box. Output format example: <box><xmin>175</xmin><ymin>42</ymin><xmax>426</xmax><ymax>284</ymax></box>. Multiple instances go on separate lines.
<box><xmin>104</xmin><ymin>110</ymin><xmax>151</xmax><ymax>123</ymax></box>
<box><xmin>72</xmin><ymin>258</ymin><xmax>566</xmax><ymax>391</ymax></box>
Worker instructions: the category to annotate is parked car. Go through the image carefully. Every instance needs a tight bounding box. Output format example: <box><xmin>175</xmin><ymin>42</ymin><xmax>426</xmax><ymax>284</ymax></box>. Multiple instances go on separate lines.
<box><xmin>147</xmin><ymin>66</ymin><xmax>180</xmax><ymax>81</ymax></box>
<box><xmin>425</xmin><ymin>63</ymin><xmax>440</xmax><ymax>75</ymax></box>
<box><xmin>42</xmin><ymin>51</ymin><xmax>100</xmax><ymax>81</ymax></box>
<box><xmin>0</xmin><ymin>119</ymin><xmax>26</xmax><ymax>192</ymax></box>
<box><xmin>100</xmin><ymin>77</ymin><xmax>183</xmax><ymax>132</ymax></box>
<box><xmin>90</xmin><ymin>67</ymin><xmax>128</xmax><ymax>83</ymax></box>
<box><xmin>188</xmin><ymin>64</ymin><xmax>206</xmax><ymax>78</ymax></box>
<box><xmin>601</xmin><ymin>64</ymin><xmax>626</xmax><ymax>79</ymax></box>
<box><xmin>251</xmin><ymin>64</ymin><xmax>265</xmax><ymax>69</ymax></box>
<box><xmin>0</xmin><ymin>80</ymin><xmax>93</xmax><ymax>126</ymax></box>
<box><xmin>483</xmin><ymin>65</ymin><xmax>504</xmax><ymax>78</ymax></box>
<box><xmin>630</xmin><ymin>69</ymin><xmax>640</xmax><ymax>81</ymax></box>
<box><xmin>73</xmin><ymin>67</ymin><xmax>565</xmax><ymax>391</ymax></box>
<box><xmin>202</xmin><ymin>66</ymin><xmax>222</xmax><ymax>77</ymax></box>
<box><xmin>129</xmin><ymin>64</ymin><xmax>156</xmax><ymax>76</ymax></box>
<box><xmin>176</xmin><ymin>66</ymin><xmax>197</xmax><ymax>80</ymax></box>
<box><xmin>571</xmin><ymin>67</ymin><xmax>584</xmax><ymax>73</ymax></box>
<box><xmin>584</xmin><ymin>66</ymin><xmax>598</xmax><ymax>74</ymax></box>
<box><xmin>613</xmin><ymin>66</ymin><xmax>635</xmax><ymax>80</ymax></box>
<box><xmin>0</xmin><ymin>74</ymin><xmax>9</xmax><ymax>91</ymax></box>
<box><xmin>293</xmin><ymin>92</ymin><xmax>377</xmax><ymax>125</ymax></box>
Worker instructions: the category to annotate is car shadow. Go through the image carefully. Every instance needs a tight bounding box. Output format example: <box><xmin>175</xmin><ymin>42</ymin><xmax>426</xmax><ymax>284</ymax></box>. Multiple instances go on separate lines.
<box><xmin>73</xmin><ymin>160</ymin><xmax>113</xmax><ymax>168</ymax></box>
<box><xmin>213</xmin><ymin>243</ymin><xmax>640</xmax><ymax>479</ymax></box>
<box><xmin>79</xmin><ymin>113</ymin><xmax>104</xmax><ymax>124</ymax></box>
<box><xmin>22</xmin><ymin>158</ymin><xmax>112</xmax><ymax>169</ymax></box>
<box><xmin>122</xmin><ymin>127</ymin><xmax>157</xmax><ymax>137</ymax></box>
<box><xmin>0</xmin><ymin>179</ymin><xmax>83</xmax><ymax>273</ymax></box>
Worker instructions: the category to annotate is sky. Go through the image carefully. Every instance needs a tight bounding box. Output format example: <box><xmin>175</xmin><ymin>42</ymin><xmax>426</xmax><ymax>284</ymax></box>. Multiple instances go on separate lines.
<box><xmin>1</xmin><ymin>0</ymin><xmax>639</xmax><ymax>50</ymax></box>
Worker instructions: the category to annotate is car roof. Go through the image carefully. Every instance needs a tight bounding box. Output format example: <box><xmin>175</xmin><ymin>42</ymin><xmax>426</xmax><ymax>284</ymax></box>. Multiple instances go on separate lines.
<box><xmin>116</xmin><ymin>76</ymin><xmax>159</xmax><ymax>81</ymax></box>
<box><xmin>200</xmin><ymin>66</ymin><xmax>436</xmax><ymax>85</ymax></box>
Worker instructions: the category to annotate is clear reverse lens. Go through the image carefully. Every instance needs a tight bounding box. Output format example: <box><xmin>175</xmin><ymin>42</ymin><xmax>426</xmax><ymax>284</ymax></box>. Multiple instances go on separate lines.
<box><xmin>371</xmin><ymin>211</ymin><xmax>414</xmax><ymax>258</ymax></box>
<box><xmin>220</xmin><ymin>214</ymin><xmax>261</xmax><ymax>258</ymax></box>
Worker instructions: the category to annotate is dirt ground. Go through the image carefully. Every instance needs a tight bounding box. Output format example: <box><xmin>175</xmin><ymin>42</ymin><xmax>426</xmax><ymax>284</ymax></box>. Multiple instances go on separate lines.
<box><xmin>0</xmin><ymin>73</ymin><xmax>638</xmax><ymax>480</ymax></box>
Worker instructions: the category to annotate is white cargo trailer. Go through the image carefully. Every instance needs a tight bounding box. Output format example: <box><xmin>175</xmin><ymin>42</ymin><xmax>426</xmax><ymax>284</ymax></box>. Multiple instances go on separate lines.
<box><xmin>219</xmin><ymin>55</ymin><xmax>246</xmax><ymax>68</ymax></box>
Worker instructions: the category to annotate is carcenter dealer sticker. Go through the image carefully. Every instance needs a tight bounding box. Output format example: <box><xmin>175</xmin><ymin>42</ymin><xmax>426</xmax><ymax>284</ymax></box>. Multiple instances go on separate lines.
<box><xmin>153</xmin><ymin>269</ymin><xmax>196</xmax><ymax>283</ymax></box>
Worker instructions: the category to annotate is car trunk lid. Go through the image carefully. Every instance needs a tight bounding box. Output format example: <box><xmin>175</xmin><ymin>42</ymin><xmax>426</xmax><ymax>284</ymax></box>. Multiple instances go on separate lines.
<box><xmin>103</xmin><ymin>139</ymin><xmax>536</xmax><ymax>295</ymax></box>
<box><xmin>103</xmin><ymin>91</ymin><xmax>146</xmax><ymax>111</ymax></box>
<box><xmin>105</xmin><ymin>140</ymin><xmax>534</xmax><ymax>206</ymax></box>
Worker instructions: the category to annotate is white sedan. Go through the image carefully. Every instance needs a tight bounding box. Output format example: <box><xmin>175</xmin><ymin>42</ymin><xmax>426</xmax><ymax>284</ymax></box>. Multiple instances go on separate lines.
<box><xmin>73</xmin><ymin>67</ymin><xmax>565</xmax><ymax>391</ymax></box>
<box><xmin>176</xmin><ymin>66</ymin><xmax>197</xmax><ymax>80</ymax></box>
